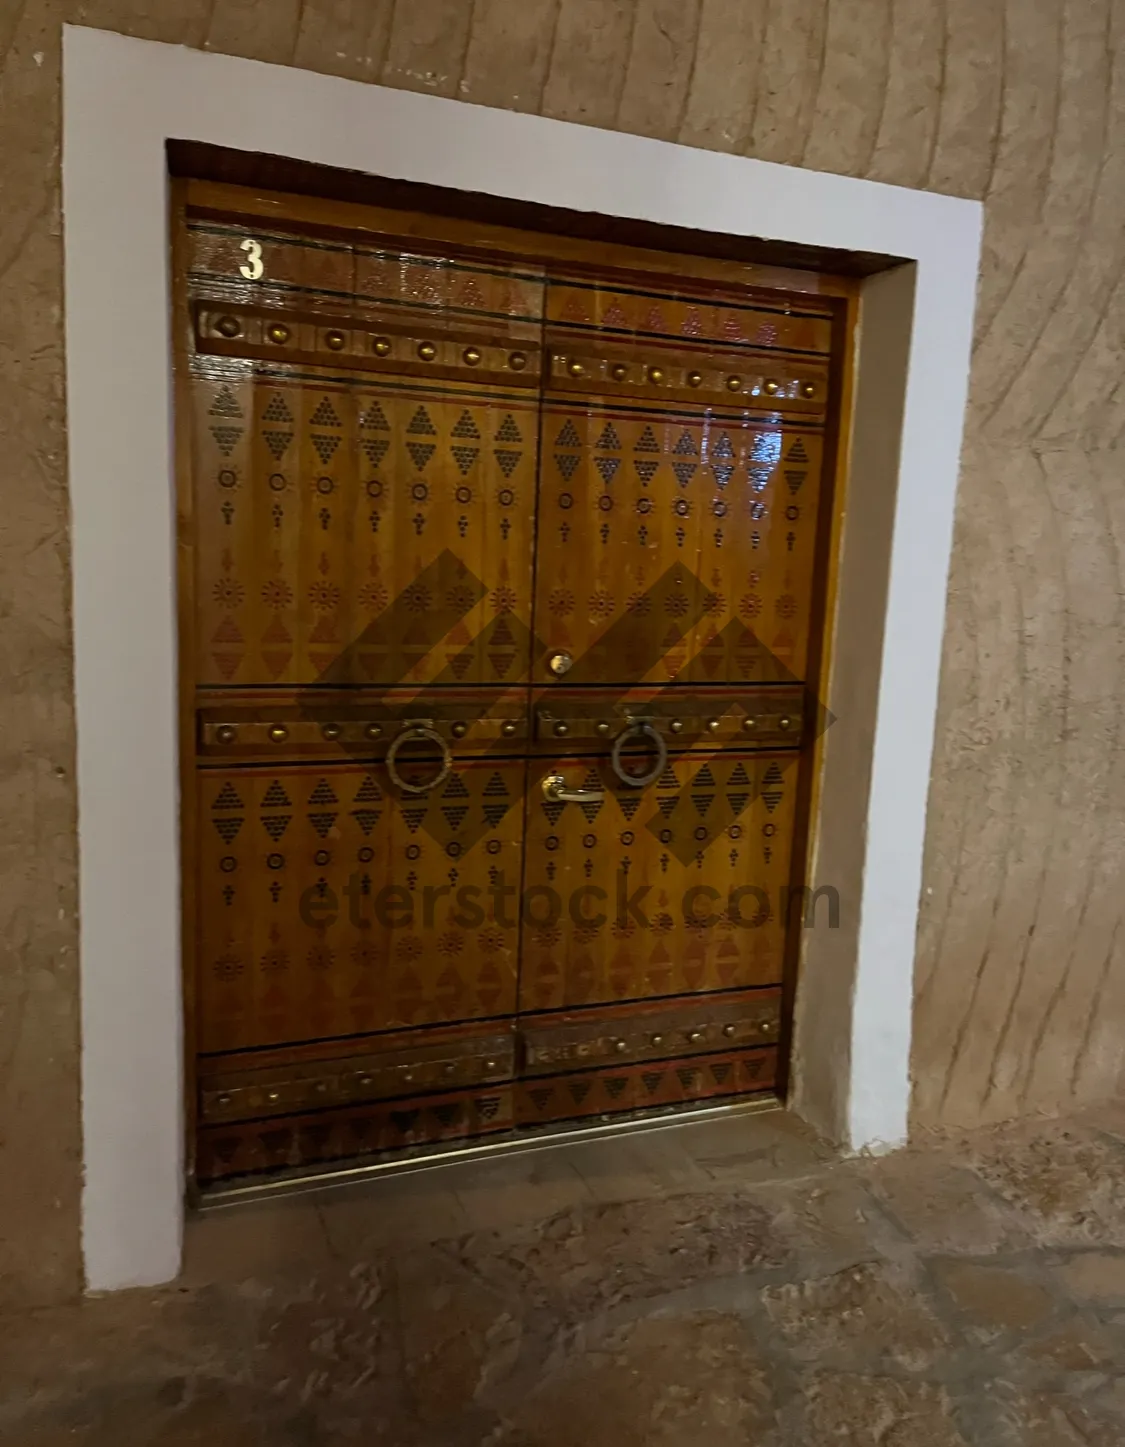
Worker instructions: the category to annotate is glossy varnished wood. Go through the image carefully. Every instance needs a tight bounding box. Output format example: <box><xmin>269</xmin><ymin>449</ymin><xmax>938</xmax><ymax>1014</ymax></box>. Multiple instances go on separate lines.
<box><xmin>177</xmin><ymin>179</ymin><xmax>851</xmax><ymax>1181</ymax></box>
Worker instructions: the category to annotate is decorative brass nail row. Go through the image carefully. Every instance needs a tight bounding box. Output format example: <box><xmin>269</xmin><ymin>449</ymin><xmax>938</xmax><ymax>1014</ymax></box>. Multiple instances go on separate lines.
<box><xmin>202</xmin><ymin>1048</ymin><xmax>511</xmax><ymax>1121</ymax></box>
<box><xmin>534</xmin><ymin>710</ymin><xmax>800</xmax><ymax>742</ymax></box>
<box><xmin>524</xmin><ymin>1016</ymin><xmax>779</xmax><ymax>1072</ymax></box>
<box><xmin>206</xmin><ymin>713</ymin><xmax>798</xmax><ymax>749</ymax></box>
<box><xmin>201</xmin><ymin>1022</ymin><xmax>779</xmax><ymax>1120</ymax></box>
<box><xmin>550</xmin><ymin>350</ymin><xmax>821</xmax><ymax>401</ymax></box>
<box><xmin>204</xmin><ymin>719</ymin><xmax>525</xmax><ymax>747</ymax></box>
<box><xmin>203</xmin><ymin>310</ymin><xmax>534</xmax><ymax>374</ymax></box>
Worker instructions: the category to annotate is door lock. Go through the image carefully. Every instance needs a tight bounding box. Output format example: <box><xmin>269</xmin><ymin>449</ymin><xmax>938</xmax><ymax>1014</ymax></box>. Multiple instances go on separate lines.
<box><xmin>542</xmin><ymin>773</ymin><xmax>606</xmax><ymax>804</ymax></box>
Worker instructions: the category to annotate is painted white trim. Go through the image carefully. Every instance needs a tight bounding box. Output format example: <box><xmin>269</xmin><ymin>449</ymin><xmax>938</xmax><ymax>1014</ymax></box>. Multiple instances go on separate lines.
<box><xmin>63</xmin><ymin>24</ymin><xmax>981</xmax><ymax>1289</ymax></box>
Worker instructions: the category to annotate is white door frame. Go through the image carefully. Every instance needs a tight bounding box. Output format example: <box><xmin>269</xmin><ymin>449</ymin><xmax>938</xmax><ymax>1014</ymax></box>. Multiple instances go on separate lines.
<box><xmin>62</xmin><ymin>24</ymin><xmax>981</xmax><ymax>1291</ymax></box>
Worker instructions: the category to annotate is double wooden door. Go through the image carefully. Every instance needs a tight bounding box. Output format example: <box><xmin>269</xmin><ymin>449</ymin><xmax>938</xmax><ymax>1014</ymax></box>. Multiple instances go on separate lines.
<box><xmin>179</xmin><ymin>183</ymin><xmax>840</xmax><ymax>1184</ymax></box>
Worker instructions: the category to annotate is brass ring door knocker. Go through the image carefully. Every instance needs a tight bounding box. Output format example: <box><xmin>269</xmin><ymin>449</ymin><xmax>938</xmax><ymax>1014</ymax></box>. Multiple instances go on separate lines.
<box><xmin>610</xmin><ymin>719</ymin><xmax>668</xmax><ymax>789</ymax></box>
<box><xmin>385</xmin><ymin>720</ymin><xmax>453</xmax><ymax>795</ymax></box>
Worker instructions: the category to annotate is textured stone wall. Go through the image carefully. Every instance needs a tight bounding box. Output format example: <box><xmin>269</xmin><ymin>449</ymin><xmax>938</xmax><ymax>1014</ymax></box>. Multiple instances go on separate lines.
<box><xmin>2</xmin><ymin>0</ymin><xmax>1122</xmax><ymax>1303</ymax></box>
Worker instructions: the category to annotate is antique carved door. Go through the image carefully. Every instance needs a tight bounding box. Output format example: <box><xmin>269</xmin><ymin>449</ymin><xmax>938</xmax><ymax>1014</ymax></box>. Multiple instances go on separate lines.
<box><xmin>179</xmin><ymin>182</ymin><xmax>840</xmax><ymax>1185</ymax></box>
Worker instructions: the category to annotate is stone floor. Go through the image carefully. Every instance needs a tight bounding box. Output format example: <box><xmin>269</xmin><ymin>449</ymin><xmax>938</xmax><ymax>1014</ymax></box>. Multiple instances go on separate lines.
<box><xmin>6</xmin><ymin>1102</ymin><xmax>1125</xmax><ymax>1444</ymax></box>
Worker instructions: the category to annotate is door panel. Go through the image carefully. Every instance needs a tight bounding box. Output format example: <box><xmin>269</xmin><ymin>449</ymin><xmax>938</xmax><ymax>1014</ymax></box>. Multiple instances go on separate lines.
<box><xmin>532</xmin><ymin>279</ymin><xmax>831</xmax><ymax>687</ymax></box>
<box><xmin>518</xmin><ymin>750</ymin><xmax>797</xmax><ymax>1013</ymax></box>
<box><xmin>190</xmin><ymin>364</ymin><xmax>541</xmax><ymax>689</ymax></box>
<box><xmin>197</xmin><ymin>754</ymin><xmax>526</xmax><ymax>1054</ymax></box>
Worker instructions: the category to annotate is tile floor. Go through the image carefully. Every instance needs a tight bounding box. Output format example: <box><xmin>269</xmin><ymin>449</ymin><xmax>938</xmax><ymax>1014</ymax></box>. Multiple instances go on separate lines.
<box><xmin>6</xmin><ymin>1102</ymin><xmax>1125</xmax><ymax>1444</ymax></box>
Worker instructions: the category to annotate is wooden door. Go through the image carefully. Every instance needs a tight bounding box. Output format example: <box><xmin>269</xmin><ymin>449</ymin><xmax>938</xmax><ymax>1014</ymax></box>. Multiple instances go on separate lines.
<box><xmin>179</xmin><ymin>185</ymin><xmax>841</xmax><ymax>1184</ymax></box>
<box><xmin>516</xmin><ymin>276</ymin><xmax>829</xmax><ymax>1124</ymax></box>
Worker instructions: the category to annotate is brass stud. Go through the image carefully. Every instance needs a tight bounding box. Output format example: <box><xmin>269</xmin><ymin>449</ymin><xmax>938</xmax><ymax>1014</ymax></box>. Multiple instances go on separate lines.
<box><xmin>215</xmin><ymin>724</ymin><xmax>237</xmax><ymax>745</ymax></box>
<box><xmin>267</xmin><ymin>322</ymin><xmax>290</xmax><ymax>345</ymax></box>
<box><xmin>688</xmin><ymin>1029</ymin><xmax>704</xmax><ymax>1043</ymax></box>
<box><xmin>670</xmin><ymin>719</ymin><xmax>683</xmax><ymax>734</ymax></box>
<box><xmin>268</xmin><ymin>724</ymin><xmax>289</xmax><ymax>743</ymax></box>
<box><xmin>325</xmin><ymin>329</ymin><xmax>347</xmax><ymax>351</ymax></box>
<box><xmin>778</xmin><ymin>716</ymin><xmax>792</xmax><ymax>731</ymax></box>
<box><xmin>444</xmin><ymin>1062</ymin><xmax>457</xmax><ymax>1076</ymax></box>
<box><xmin>801</xmin><ymin>381</ymin><xmax>816</xmax><ymax>398</ymax></box>
<box><xmin>651</xmin><ymin>1033</ymin><xmax>664</xmax><ymax>1046</ymax></box>
<box><xmin>359</xmin><ymin>1074</ymin><xmax>373</xmax><ymax>1087</ymax></box>
<box><xmin>484</xmin><ymin>1058</ymin><xmax>498</xmax><ymax>1071</ymax></box>
<box><xmin>596</xmin><ymin>720</ymin><xmax>612</xmax><ymax>736</ymax></box>
<box><xmin>451</xmin><ymin>720</ymin><xmax>469</xmax><ymax>739</ymax></box>
<box><xmin>501</xmin><ymin>720</ymin><xmax>518</xmax><ymax>738</ymax></box>
<box><xmin>463</xmin><ymin>346</ymin><xmax>482</xmax><ymax>366</ymax></box>
<box><xmin>215</xmin><ymin>315</ymin><xmax>241</xmax><ymax>338</ymax></box>
<box><xmin>567</xmin><ymin>358</ymin><xmax>585</xmax><ymax>378</ymax></box>
<box><xmin>315</xmin><ymin>1081</ymin><xmax>328</xmax><ymax>1093</ymax></box>
<box><xmin>402</xmin><ymin>1071</ymin><xmax>413</xmax><ymax>1083</ymax></box>
<box><xmin>611</xmin><ymin>363</ymin><xmax>628</xmax><ymax>381</ymax></box>
<box><xmin>553</xmin><ymin>720</ymin><xmax>570</xmax><ymax>737</ymax></box>
<box><xmin>723</xmin><ymin>1023</ymin><xmax>737</xmax><ymax>1039</ymax></box>
<box><xmin>373</xmin><ymin>336</ymin><xmax>392</xmax><ymax>357</ymax></box>
<box><xmin>365</xmin><ymin>722</ymin><xmax>383</xmax><ymax>740</ymax></box>
<box><xmin>707</xmin><ymin>718</ymin><xmax>721</xmax><ymax>734</ymax></box>
<box><xmin>321</xmin><ymin>722</ymin><xmax>341</xmax><ymax>741</ymax></box>
<box><xmin>761</xmin><ymin>1020</ymin><xmax>775</xmax><ymax>1034</ymax></box>
<box><xmin>647</xmin><ymin>366</ymin><xmax>664</xmax><ymax>384</ymax></box>
<box><xmin>614</xmin><ymin>1039</ymin><xmax>628</xmax><ymax>1053</ymax></box>
<box><xmin>417</xmin><ymin>341</ymin><xmax>437</xmax><ymax>361</ymax></box>
<box><xmin>687</xmin><ymin>370</ymin><xmax>703</xmax><ymax>387</ymax></box>
<box><xmin>764</xmin><ymin>378</ymin><xmax>780</xmax><ymax>395</ymax></box>
<box><xmin>726</xmin><ymin>375</ymin><xmax>742</xmax><ymax>391</ymax></box>
<box><xmin>217</xmin><ymin>1093</ymin><xmax>231</xmax><ymax>1107</ymax></box>
<box><xmin>508</xmin><ymin>350</ymin><xmax>528</xmax><ymax>370</ymax></box>
<box><xmin>742</xmin><ymin>716</ymin><xmax>757</xmax><ymax>732</ymax></box>
<box><xmin>267</xmin><ymin>1090</ymin><xmax>280</xmax><ymax>1103</ymax></box>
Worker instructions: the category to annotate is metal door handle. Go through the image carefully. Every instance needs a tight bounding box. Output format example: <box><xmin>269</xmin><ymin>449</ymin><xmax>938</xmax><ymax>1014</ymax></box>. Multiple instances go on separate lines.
<box><xmin>611</xmin><ymin>719</ymin><xmax>668</xmax><ymax>789</ymax></box>
<box><xmin>542</xmin><ymin>773</ymin><xmax>606</xmax><ymax>804</ymax></box>
<box><xmin>386</xmin><ymin>720</ymin><xmax>452</xmax><ymax>795</ymax></box>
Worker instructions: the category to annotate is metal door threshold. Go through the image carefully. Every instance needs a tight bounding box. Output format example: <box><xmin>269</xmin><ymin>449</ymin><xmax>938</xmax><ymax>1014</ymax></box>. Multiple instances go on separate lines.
<box><xmin>197</xmin><ymin>1091</ymin><xmax>783</xmax><ymax>1209</ymax></box>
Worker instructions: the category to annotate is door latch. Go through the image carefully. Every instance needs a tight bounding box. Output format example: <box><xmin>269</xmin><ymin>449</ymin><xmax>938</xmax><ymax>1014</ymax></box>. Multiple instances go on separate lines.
<box><xmin>542</xmin><ymin>773</ymin><xmax>606</xmax><ymax>804</ymax></box>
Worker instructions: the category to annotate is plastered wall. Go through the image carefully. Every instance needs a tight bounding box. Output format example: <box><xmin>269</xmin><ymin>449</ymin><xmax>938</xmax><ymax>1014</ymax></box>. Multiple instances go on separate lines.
<box><xmin>2</xmin><ymin>0</ymin><xmax>1121</xmax><ymax>1304</ymax></box>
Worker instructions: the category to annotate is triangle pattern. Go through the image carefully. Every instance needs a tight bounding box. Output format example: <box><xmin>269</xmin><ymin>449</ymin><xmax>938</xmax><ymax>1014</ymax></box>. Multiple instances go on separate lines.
<box><xmin>407</xmin><ymin>405</ymin><xmax>437</xmax><ymax>435</ymax></box>
<box><xmin>452</xmin><ymin>445</ymin><xmax>480</xmax><ymax>475</ymax></box>
<box><xmin>210</xmin><ymin>425</ymin><xmax>243</xmax><ymax>455</ymax></box>
<box><xmin>262</xmin><ymin>393</ymin><xmax>293</xmax><ymax>422</ymax></box>
<box><xmin>262</xmin><ymin>429</ymin><xmax>292</xmax><ymax>460</ymax></box>
<box><xmin>406</xmin><ymin>442</ymin><xmax>436</xmax><ymax>471</ymax></box>
<box><xmin>311</xmin><ymin>434</ymin><xmax>340</xmax><ymax>465</ymax></box>
<box><xmin>209</xmin><ymin>386</ymin><xmax>242</xmax><ymax>418</ymax></box>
